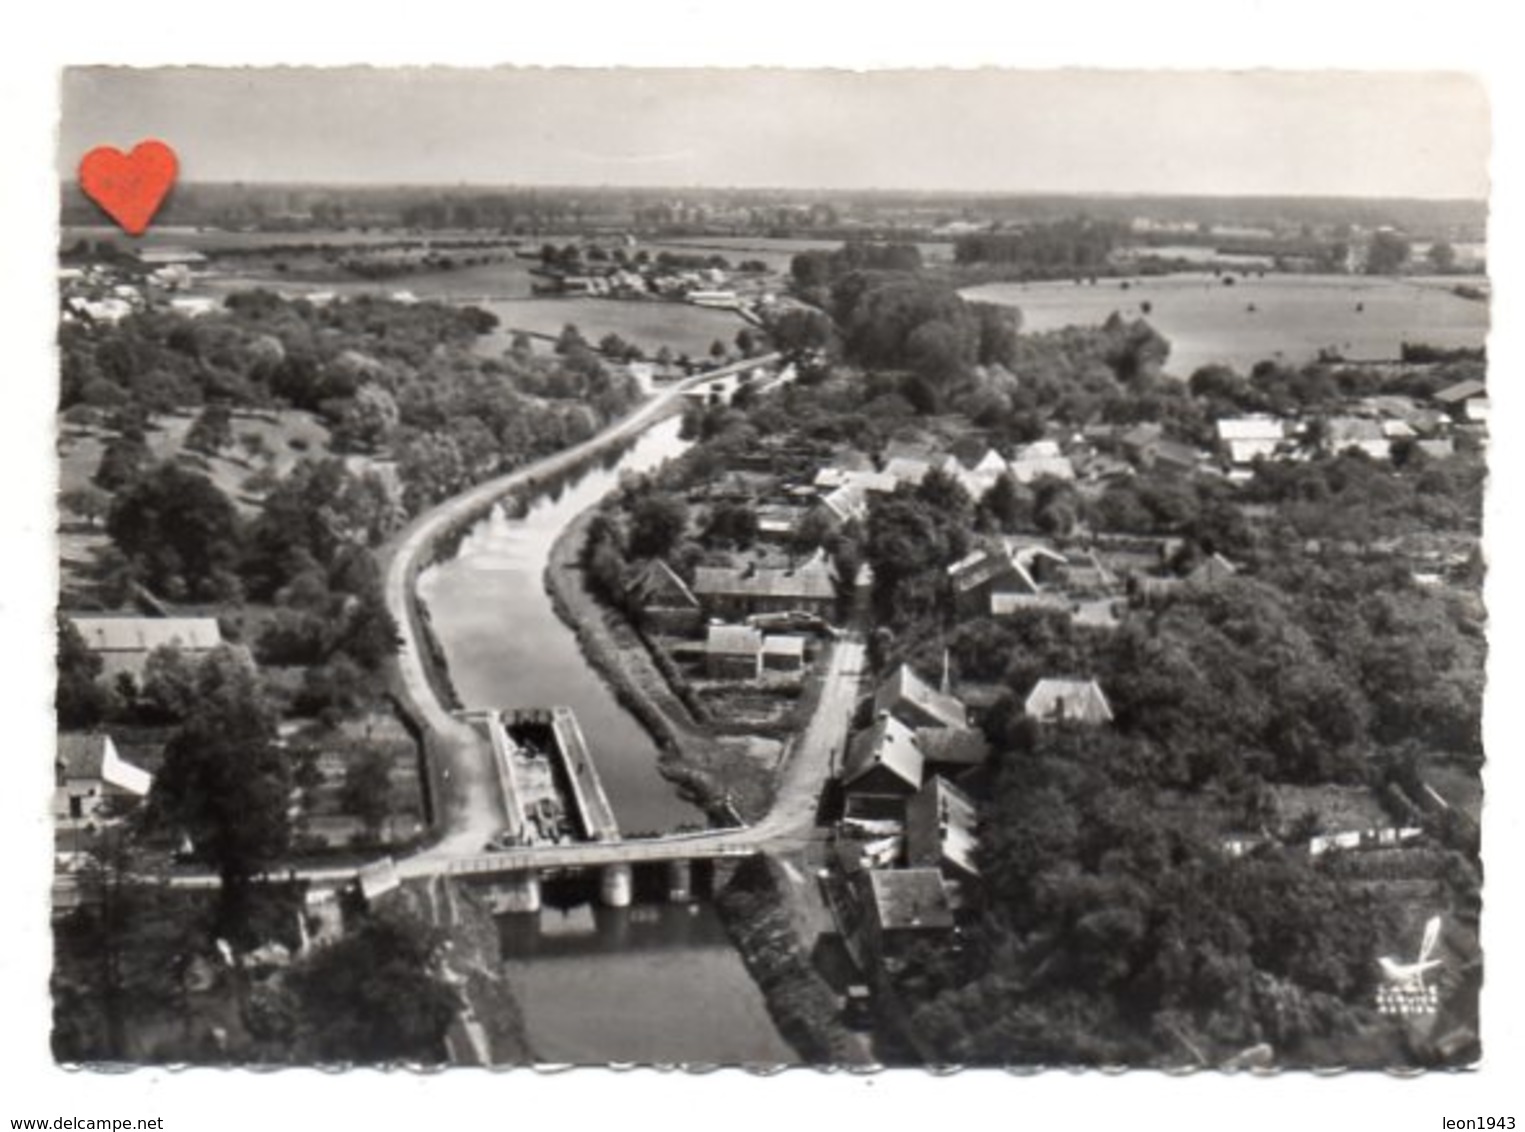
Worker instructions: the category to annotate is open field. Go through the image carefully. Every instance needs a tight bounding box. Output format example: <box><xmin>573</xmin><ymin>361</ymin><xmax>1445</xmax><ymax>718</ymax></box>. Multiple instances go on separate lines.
<box><xmin>58</xmin><ymin>408</ymin><xmax>339</xmax><ymax>510</ymax></box>
<box><xmin>962</xmin><ymin>272</ymin><xmax>1490</xmax><ymax>376</ymax></box>
<box><xmin>474</xmin><ymin>296</ymin><xmax>750</xmax><ymax>359</ymax></box>
<box><xmin>63</xmin><ymin>224</ymin><xmax>523</xmax><ymax>252</ymax></box>
<box><xmin>641</xmin><ymin>236</ymin><xmax>958</xmax><ymax>271</ymax></box>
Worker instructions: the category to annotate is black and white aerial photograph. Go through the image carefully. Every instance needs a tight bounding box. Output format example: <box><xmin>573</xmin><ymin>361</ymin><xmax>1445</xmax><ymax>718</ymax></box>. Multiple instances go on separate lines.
<box><xmin>10</xmin><ymin>10</ymin><xmax>1521</xmax><ymax>1122</ymax></box>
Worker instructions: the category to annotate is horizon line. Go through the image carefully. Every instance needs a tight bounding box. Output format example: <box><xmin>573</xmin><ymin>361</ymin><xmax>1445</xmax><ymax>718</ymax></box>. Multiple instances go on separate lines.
<box><xmin>57</xmin><ymin>179</ymin><xmax>1490</xmax><ymax>205</ymax></box>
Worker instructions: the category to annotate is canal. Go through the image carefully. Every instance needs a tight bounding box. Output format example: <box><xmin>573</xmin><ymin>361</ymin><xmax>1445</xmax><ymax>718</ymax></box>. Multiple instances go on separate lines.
<box><xmin>416</xmin><ymin>413</ymin><xmax>796</xmax><ymax>1065</ymax></box>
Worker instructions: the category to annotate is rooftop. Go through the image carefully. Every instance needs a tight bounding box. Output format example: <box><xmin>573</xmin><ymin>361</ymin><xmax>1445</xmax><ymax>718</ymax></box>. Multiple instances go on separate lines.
<box><xmin>844</xmin><ymin>714</ymin><xmax>925</xmax><ymax>791</ymax></box>
<box><xmin>874</xmin><ymin>663</ymin><xmax>968</xmax><ymax>731</ymax></box>
<box><xmin>867</xmin><ymin>868</ymin><xmax>956</xmax><ymax>932</ymax></box>
<box><xmin>706</xmin><ymin>624</ymin><xmax>764</xmax><ymax>656</ymax></box>
<box><xmin>1025</xmin><ymin>677</ymin><xmax>1114</xmax><ymax>725</ymax></box>
<box><xmin>68</xmin><ymin>616</ymin><xmax>223</xmax><ymax>654</ymax></box>
<box><xmin>692</xmin><ymin>564</ymin><xmax>835</xmax><ymax>601</ymax></box>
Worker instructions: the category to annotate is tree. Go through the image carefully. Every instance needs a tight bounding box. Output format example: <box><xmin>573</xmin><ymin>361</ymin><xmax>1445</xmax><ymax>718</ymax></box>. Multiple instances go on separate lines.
<box><xmin>60</xmin><ymin>485</ymin><xmax>111</xmax><ymax>529</ymax></box>
<box><xmin>1427</xmin><ymin>241</ymin><xmax>1458</xmax><ymax>273</ymax></box>
<box><xmin>153</xmin><ymin>694</ymin><xmax>290</xmax><ymax>938</ymax></box>
<box><xmin>769</xmin><ymin>308</ymin><xmax>837</xmax><ymax>362</ymax></box>
<box><xmin>979</xmin><ymin>472</ymin><xmax>1029</xmax><ymax>532</ymax></box>
<box><xmin>341</xmin><ymin>750</ymin><xmax>393</xmax><ymax>842</ymax></box>
<box><xmin>1366</xmin><ymin>230</ymin><xmax>1411</xmax><ymax>275</ymax></box>
<box><xmin>285</xmin><ymin>908</ymin><xmax>457</xmax><ymax>1063</ymax></box>
<box><xmin>627</xmin><ymin>491</ymin><xmax>689</xmax><ymax>560</ymax></box>
<box><xmin>106</xmin><ymin>463</ymin><xmax>242</xmax><ymax>601</ymax></box>
<box><xmin>332</xmin><ymin>385</ymin><xmax>399</xmax><ymax>453</ymax></box>
<box><xmin>51</xmin><ymin>827</ymin><xmax>205</xmax><ymax>1061</ymax></box>
<box><xmin>94</xmin><ymin>434</ymin><xmax>152</xmax><ymax>491</ymax></box>
<box><xmin>138</xmin><ymin>643</ymin><xmax>203</xmax><ymax>722</ymax></box>
<box><xmin>705</xmin><ymin>501</ymin><xmax>759</xmax><ymax>548</ymax></box>
<box><xmin>185</xmin><ymin>403</ymin><xmax>234</xmax><ymax>456</ymax></box>
<box><xmin>57</xmin><ymin>616</ymin><xmax>113</xmax><ymax>728</ymax></box>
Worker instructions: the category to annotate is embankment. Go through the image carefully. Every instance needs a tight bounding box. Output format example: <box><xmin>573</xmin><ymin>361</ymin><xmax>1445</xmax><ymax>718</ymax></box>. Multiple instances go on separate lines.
<box><xmin>712</xmin><ymin>854</ymin><xmax>871</xmax><ymax>1066</ymax></box>
<box><xmin>543</xmin><ymin>503</ymin><xmax>740</xmax><ymax>822</ymax></box>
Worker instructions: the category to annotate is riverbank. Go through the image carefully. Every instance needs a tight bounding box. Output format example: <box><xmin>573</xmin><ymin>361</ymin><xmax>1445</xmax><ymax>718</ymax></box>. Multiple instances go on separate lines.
<box><xmin>394</xmin><ymin>876</ymin><xmax>534</xmax><ymax>1064</ymax></box>
<box><xmin>713</xmin><ymin>855</ymin><xmax>873</xmax><ymax>1066</ymax></box>
<box><xmin>543</xmin><ymin>502</ymin><xmax>779</xmax><ymax>826</ymax></box>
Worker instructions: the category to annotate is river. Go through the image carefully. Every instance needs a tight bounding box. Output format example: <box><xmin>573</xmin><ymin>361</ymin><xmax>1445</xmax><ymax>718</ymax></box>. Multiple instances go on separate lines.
<box><xmin>415</xmin><ymin>413</ymin><xmax>796</xmax><ymax>1065</ymax></box>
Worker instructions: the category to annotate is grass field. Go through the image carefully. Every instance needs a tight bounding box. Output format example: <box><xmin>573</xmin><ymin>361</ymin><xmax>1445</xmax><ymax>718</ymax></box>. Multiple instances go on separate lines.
<box><xmin>474</xmin><ymin>296</ymin><xmax>750</xmax><ymax>359</ymax></box>
<box><xmin>962</xmin><ymin>272</ymin><xmax>1490</xmax><ymax>376</ymax></box>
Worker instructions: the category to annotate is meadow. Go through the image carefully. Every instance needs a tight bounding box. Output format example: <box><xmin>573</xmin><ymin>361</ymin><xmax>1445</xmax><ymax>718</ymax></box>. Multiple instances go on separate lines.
<box><xmin>962</xmin><ymin>272</ymin><xmax>1490</xmax><ymax>376</ymax></box>
<box><xmin>473</xmin><ymin>296</ymin><xmax>750</xmax><ymax>359</ymax></box>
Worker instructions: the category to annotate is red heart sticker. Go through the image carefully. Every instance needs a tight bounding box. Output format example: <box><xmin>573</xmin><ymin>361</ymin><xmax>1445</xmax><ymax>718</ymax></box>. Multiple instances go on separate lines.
<box><xmin>79</xmin><ymin>140</ymin><xmax>179</xmax><ymax>236</ymax></box>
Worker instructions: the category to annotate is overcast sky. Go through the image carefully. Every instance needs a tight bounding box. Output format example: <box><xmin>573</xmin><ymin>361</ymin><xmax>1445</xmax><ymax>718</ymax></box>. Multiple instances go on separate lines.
<box><xmin>58</xmin><ymin>68</ymin><xmax>1490</xmax><ymax>198</ymax></box>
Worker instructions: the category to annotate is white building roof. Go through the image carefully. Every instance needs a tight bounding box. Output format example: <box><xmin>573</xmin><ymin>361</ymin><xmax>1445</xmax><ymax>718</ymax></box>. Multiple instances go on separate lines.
<box><xmin>1216</xmin><ymin>416</ymin><xmax>1286</xmax><ymax>441</ymax></box>
<box><xmin>1024</xmin><ymin>678</ymin><xmax>1114</xmax><ymax>725</ymax></box>
<box><xmin>68</xmin><ymin>616</ymin><xmax>223</xmax><ymax>654</ymax></box>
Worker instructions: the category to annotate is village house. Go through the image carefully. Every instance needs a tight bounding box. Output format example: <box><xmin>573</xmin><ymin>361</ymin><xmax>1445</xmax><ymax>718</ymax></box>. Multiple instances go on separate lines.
<box><xmin>55</xmin><ymin>733</ymin><xmax>153</xmax><ymax>824</ymax></box>
<box><xmin>847</xmin><ymin>868</ymin><xmax>957</xmax><ymax>960</ymax></box>
<box><xmin>705</xmin><ymin>624</ymin><xmax>765</xmax><ymax>679</ymax></box>
<box><xmin>905</xmin><ymin>775</ymin><xmax>980</xmax><ymax>894</ymax></box>
<box><xmin>1431</xmin><ymin>378</ymin><xmax>1486</xmax><ymax>413</ymax></box>
<box><xmin>1186</xmin><ymin>552</ymin><xmax>1239</xmax><ymax>586</ymax></box>
<box><xmin>816</xmin><ymin>481</ymin><xmax>872</xmax><ymax>525</ymax></box>
<box><xmin>627</xmin><ymin>559</ymin><xmax>704</xmax><ymax>635</ymax></box>
<box><xmin>1323</xmin><ymin>416</ymin><xmax>1392</xmax><ymax>461</ymax></box>
<box><xmin>1024</xmin><ymin>677</ymin><xmax>1114</xmax><ymax>726</ymax></box>
<box><xmin>1216</xmin><ymin>415</ymin><xmax>1288</xmax><ymax>466</ymax></box>
<box><xmin>874</xmin><ymin>663</ymin><xmax>967</xmax><ymax>731</ymax></box>
<box><xmin>842</xmin><ymin>714</ymin><xmax>926</xmax><ymax>820</ymax></box>
<box><xmin>948</xmin><ymin>541</ymin><xmax>1068</xmax><ymax>619</ymax></box>
<box><xmin>1008</xmin><ymin>439</ymin><xmax>1076</xmax><ymax>485</ymax></box>
<box><xmin>872</xmin><ymin>664</ymin><xmax>990</xmax><ymax>777</ymax></box>
<box><xmin>762</xmin><ymin>634</ymin><xmax>807</xmax><ymax>673</ymax></box>
<box><xmin>754</xmin><ymin>503</ymin><xmax>804</xmax><ymax>543</ymax></box>
<box><xmin>691</xmin><ymin>560</ymin><xmax>836</xmax><ymax>621</ymax></box>
<box><xmin>67</xmin><ymin>615</ymin><xmax>224</xmax><ymax>681</ymax></box>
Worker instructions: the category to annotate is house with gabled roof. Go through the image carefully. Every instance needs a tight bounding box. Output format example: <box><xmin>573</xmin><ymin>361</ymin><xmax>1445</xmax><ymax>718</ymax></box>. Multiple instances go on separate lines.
<box><xmin>67</xmin><ymin>616</ymin><xmax>223</xmax><ymax>681</ymax></box>
<box><xmin>692</xmin><ymin>560</ymin><xmax>836</xmax><ymax>620</ymax></box>
<box><xmin>1008</xmin><ymin>440</ymin><xmax>1076</xmax><ymax>485</ymax></box>
<box><xmin>705</xmin><ymin>623</ymin><xmax>765</xmax><ymax>679</ymax></box>
<box><xmin>55</xmin><ymin>733</ymin><xmax>153</xmax><ymax>824</ymax></box>
<box><xmin>1324</xmin><ymin>416</ymin><xmax>1392</xmax><ymax>460</ymax></box>
<box><xmin>627</xmin><ymin>558</ymin><xmax>703</xmax><ymax>634</ymax></box>
<box><xmin>842</xmin><ymin>714</ymin><xmax>925</xmax><ymax>819</ymax></box>
<box><xmin>1024</xmin><ymin>677</ymin><xmax>1114</xmax><ymax>726</ymax></box>
<box><xmin>906</xmin><ymin>776</ymin><xmax>980</xmax><ymax>886</ymax></box>
<box><xmin>1186</xmin><ymin>553</ymin><xmax>1239</xmax><ymax>587</ymax></box>
<box><xmin>1432</xmin><ymin>378</ymin><xmax>1486</xmax><ymax>407</ymax></box>
<box><xmin>1216</xmin><ymin>416</ymin><xmax>1287</xmax><ymax>466</ymax></box>
<box><xmin>873</xmin><ymin>663</ymin><xmax>967</xmax><ymax>731</ymax></box>
<box><xmin>848</xmin><ymin>868</ymin><xmax>957</xmax><ymax>959</ymax></box>
<box><xmin>817</xmin><ymin>481</ymin><xmax>871</xmax><ymax>525</ymax></box>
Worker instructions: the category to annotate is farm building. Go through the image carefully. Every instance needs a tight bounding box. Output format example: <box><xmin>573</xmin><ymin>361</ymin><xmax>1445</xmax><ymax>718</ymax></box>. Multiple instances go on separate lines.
<box><xmin>55</xmin><ymin>733</ymin><xmax>153</xmax><ymax>825</ymax></box>
<box><xmin>627</xmin><ymin>559</ymin><xmax>703</xmax><ymax>635</ymax></box>
<box><xmin>1216</xmin><ymin>416</ymin><xmax>1287</xmax><ymax>465</ymax></box>
<box><xmin>1024</xmin><ymin>677</ymin><xmax>1114</xmax><ymax>726</ymax></box>
<box><xmin>67</xmin><ymin>615</ymin><xmax>224</xmax><ymax>681</ymax></box>
<box><xmin>873</xmin><ymin>664</ymin><xmax>967</xmax><ymax>731</ymax></box>
<box><xmin>761</xmin><ymin>634</ymin><xmax>807</xmax><ymax>673</ymax></box>
<box><xmin>692</xmin><ymin>561</ymin><xmax>836</xmax><ymax>620</ymax></box>
<box><xmin>906</xmin><ymin>776</ymin><xmax>980</xmax><ymax>886</ymax></box>
<box><xmin>705</xmin><ymin>624</ymin><xmax>765</xmax><ymax>680</ymax></box>
<box><xmin>842</xmin><ymin>714</ymin><xmax>926</xmax><ymax>820</ymax></box>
